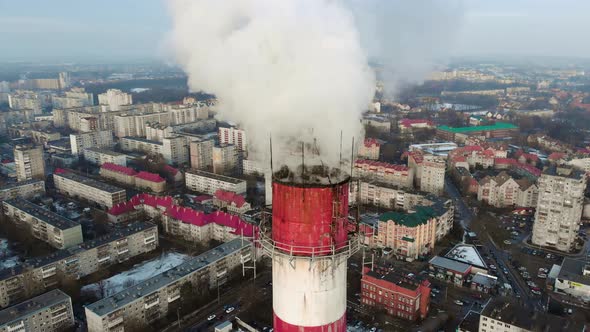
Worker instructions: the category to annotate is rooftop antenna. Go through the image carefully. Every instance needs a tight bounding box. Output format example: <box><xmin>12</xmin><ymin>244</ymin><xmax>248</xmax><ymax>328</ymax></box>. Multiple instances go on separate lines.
<box><xmin>269</xmin><ymin>134</ymin><xmax>273</xmax><ymax>174</ymax></box>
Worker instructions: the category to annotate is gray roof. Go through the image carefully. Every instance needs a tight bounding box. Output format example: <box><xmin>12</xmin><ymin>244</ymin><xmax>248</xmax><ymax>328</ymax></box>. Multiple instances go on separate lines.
<box><xmin>84</xmin><ymin>147</ymin><xmax>125</xmax><ymax>157</ymax></box>
<box><xmin>121</xmin><ymin>136</ymin><xmax>163</xmax><ymax>146</ymax></box>
<box><xmin>0</xmin><ymin>290</ymin><xmax>70</xmax><ymax>327</ymax></box>
<box><xmin>55</xmin><ymin>172</ymin><xmax>125</xmax><ymax>194</ymax></box>
<box><xmin>187</xmin><ymin>169</ymin><xmax>246</xmax><ymax>185</ymax></box>
<box><xmin>471</xmin><ymin>273</ymin><xmax>497</xmax><ymax>288</ymax></box>
<box><xmin>0</xmin><ymin>179</ymin><xmax>44</xmax><ymax>191</ymax></box>
<box><xmin>86</xmin><ymin>238</ymin><xmax>251</xmax><ymax>317</ymax></box>
<box><xmin>557</xmin><ymin>258</ymin><xmax>590</xmax><ymax>286</ymax></box>
<box><xmin>4</xmin><ymin>198</ymin><xmax>79</xmax><ymax>230</ymax></box>
<box><xmin>429</xmin><ymin>256</ymin><xmax>471</xmax><ymax>274</ymax></box>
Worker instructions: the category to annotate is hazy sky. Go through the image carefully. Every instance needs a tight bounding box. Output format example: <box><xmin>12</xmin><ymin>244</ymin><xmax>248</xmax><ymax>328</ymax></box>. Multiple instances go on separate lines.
<box><xmin>0</xmin><ymin>0</ymin><xmax>589</xmax><ymax>61</ymax></box>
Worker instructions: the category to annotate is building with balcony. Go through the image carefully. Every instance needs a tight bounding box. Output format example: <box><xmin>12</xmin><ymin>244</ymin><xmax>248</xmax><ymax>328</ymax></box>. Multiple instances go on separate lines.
<box><xmin>354</xmin><ymin>159</ymin><xmax>414</xmax><ymax>189</ymax></box>
<box><xmin>14</xmin><ymin>145</ymin><xmax>45</xmax><ymax>182</ymax></box>
<box><xmin>84</xmin><ymin>148</ymin><xmax>127</xmax><ymax>166</ymax></box>
<box><xmin>70</xmin><ymin>130</ymin><xmax>114</xmax><ymax>156</ymax></box>
<box><xmin>0</xmin><ymin>290</ymin><xmax>74</xmax><ymax>332</ymax></box>
<box><xmin>0</xmin><ymin>180</ymin><xmax>45</xmax><ymax>201</ymax></box>
<box><xmin>53</xmin><ymin>171</ymin><xmax>126</xmax><ymax>208</ymax></box>
<box><xmin>185</xmin><ymin>170</ymin><xmax>246</xmax><ymax>195</ymax></box>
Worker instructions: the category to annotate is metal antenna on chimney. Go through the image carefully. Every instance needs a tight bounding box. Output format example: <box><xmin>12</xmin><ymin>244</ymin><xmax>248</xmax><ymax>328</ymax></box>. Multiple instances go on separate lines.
<box><xmin>339</xmin><ymin>130</ymin><xmax>343</xmax><ymax>169</ymax></box>
<box><xmin>269</xmin><ymin>134</ymin><xmax>273</xmax><ymax>174</ymax></box>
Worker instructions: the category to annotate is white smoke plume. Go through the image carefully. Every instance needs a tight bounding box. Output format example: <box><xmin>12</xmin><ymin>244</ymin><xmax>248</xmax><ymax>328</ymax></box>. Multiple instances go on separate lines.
<box><xmin>167</xmin><ymin>0</ymin><xmax>375</xmax><ymax>168</ymax></box>
<box><xmin>345</xmin><ymin>0</ymin><xmax>465</xmax><ymax>98</ymax></box>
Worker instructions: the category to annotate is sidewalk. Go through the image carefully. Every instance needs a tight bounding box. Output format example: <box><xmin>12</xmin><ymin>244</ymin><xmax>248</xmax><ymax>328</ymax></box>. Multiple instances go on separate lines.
<box><xmin>520</xmin><ymin>235</ymin><xmax>588</xmax><ymax>258</ymax></box>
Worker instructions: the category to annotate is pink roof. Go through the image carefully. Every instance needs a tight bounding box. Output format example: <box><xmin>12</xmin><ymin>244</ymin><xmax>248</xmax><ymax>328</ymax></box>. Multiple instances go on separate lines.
<box><xmin>54</xmin><ymin>168</ymin><xmax>69</xmax><ymax>174</ymax></box>
<box><xmin>399</xmin><ymin>118</ymin><xmax>434</xmax><ymax>128</ymax></box>
<box><xmin>101</xmin><ymin>162</ymin><xmax>137</xmax><ymax>176</ymax></box>
<box><xmin>515</xmin><ymin>164</ymin><xmax>542</xmax><ymax>177</ymax></box>
<box><xmin>193</xmin><ymin>195</ymin><xmax>213</xmax><ymax>203</ymax></box>
<box><xmin>577</xmin><ymin>148</ymin><xmax>590</xmax><ymax>155</ymax></box>
<box><xmin>364</xmin><ymin>138</ymin><xmax>381</xmax><ymax>148</ymax></box>
<box><xmin>461</xmin><ymin>145</ymin><xmax>484</xmax><ymax>152</ymax></box>
<box><xmin>452</xmin><ymin>156</ymin><xmax>467</xmax><ymax>163</ymax></box>
<box><xmin>494</xmin><ymin>158</ymin><xmax>517</xmax><ymax>165</ymax></box>
<box><xmin>407</xmin><ymin>151</ymin><xmax>424</xmax><ymax>164</ymax></box>
<box><xmin>163</xmin><ymin>165</ymin><xmax>179</xmax><ymax>176</ymax></box>
<box><xmin>136</xmin><ymin>171</ymin><xmax>165</xmax><ymax>183</ymax></box>
<box><xmin>520</xmin><ymin>153</ymin><xmax>539</xmax><ymax>162</ymax></box>
<box><xmin>214</xmin><ymin>189</ymin><xmax>247</xmax><ymax>208</ymax></box>
<box><xmin>108</xmin><ymin>193</ymin><xmax>257</xmax><ymax>237</ymax></box>
<box><xmin>548</xmin><ymin>152</ymin><xmax>566</xmax><ymax>160</ymax></box>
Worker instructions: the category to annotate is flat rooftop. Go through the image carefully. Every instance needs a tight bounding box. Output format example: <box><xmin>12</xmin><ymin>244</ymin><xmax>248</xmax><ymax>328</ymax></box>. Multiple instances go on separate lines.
<box><xmin>187</xmin><ymin>169</ymin><xmax>246</xmax><ymax>185</ymax></box>
<box><xmin>557</xmin><ymin>258</ymin><xmax>590</xmax><ymax>286</ymax></box>
<box><xmin>0</xmin><ymin>179</ymin><xmax>44</xmax><ymax>191</ymax></box>
<box><xmin>365</xmin><ymin>268</ymin><xmax>425</xmax><ymax>291</ymax></box>
<box><xmin>0</xmin><ymin>289</ymin><xmax>70</xmax><ymax>327</ymax></box>
<box><xmin>86</xmin><ymin>238</ymin><xmax>251</xmax><ymax>317</ymax></box>
<box><xmin>429</xmin><ymin>256</ymin><xmax>471</xmax><ymax>274</ymax></box>
<box><xmin>55</xmin><ymin>172</ymin><xmax>125</xmax><ymax>193</ymax></box>
<box><xmin>27</xmin><ymin>222</ymin><xmax>156</xmax><ymax>269</ymax></box>
<box><xmin>438</xmin><ymin>122</ymin><xmax>518</xmax><ymax>133</ymax></box>
<box><xmin>121</xmin><ymin>136</ymin><xmax>163</xmax><ymax>146</ymax></box>
<box><xmin>444</xmin><ymin>244</ymin><xmax>487</xmax><ymax>269</ymax></box>
<box><xmin>4</xmin><ymin>198</ymin><xmax>79</xmax><ymax>230</ymax></box>
<box><xmin>84</xmin><ymin>147</ymin><xmax>125</xmax><ymax>157</ymax></box>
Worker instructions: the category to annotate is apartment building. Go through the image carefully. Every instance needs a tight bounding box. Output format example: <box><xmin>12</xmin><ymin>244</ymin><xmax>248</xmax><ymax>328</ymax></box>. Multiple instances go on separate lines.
<box><xmin>0</xmin><ymin>179</ymin><xmax>45</xmax><ymax>201</ymax></box>
<box><xmin>167</xmin><ymin>104</ymin><xmax>209</xmax><ymax>123</ymax></box>
<box><xmin>362</xmin><ymin>115</ymin><xmax>391</xmax><ymax>132</ymax></box>
<box><xmin>407</xmin><ymin>151</ymin><xmax>445</xmax><ymax>195</ymax></box>
<box><xmin>212</xmin><ymin>190</ymin><xmax>252</xmax><ymax>215</ymax></box>
<box><xmin>53</xmin><ymin>171</ymin><xmax>126</xmax><ymax>208</ymax></box>
<box><xmin>398</xmin><ymin>118</ymin><xmax>435</xmax><ymax>133</ymax></box>
<box><xmin>190</xmin><ymin>138</ymin><xmax>214</xmax><ymax>170</ymax></box>
<box><xmin>219</xmin><ymin>126</ymin><xmax>247</xmax><ymax>152</ymax></box>
<box><xmin>135</xmin><ymin>172</ymin><xmax>166</xmax><ymax>193</ymax></box>
<box><xmin>3</xmin><ymin>198</ymin><xmax>83</xmax><ymax>249</ymax></box>
<box><xmin>213</xmin><ymin>144</ymin><xmax>239</xmax><ymax>175</ymax></box>
<box><xmin>354</xmin><ymin>159</ymin><xmax>414</xmax><ymax>189</ymax></box>
<box><xmin>448</xmin><ymin>145</ymin><xmax>508</xmax><ymax>170</ymax></box>
<box><xmin>29</xmin><ymin>130</ymin><xmax>61</xmax><ymax>144</ymax></box>
<box><xmin>80</xmin><ymin>116</ymin><xmax>99</xmax><ymax>132</ymax></box>
<box><xmin>145</xmin><ymin>122</ymin><xmax>173</xmax><ymax>142</ymax></box>
<box><xmin>242</xmin><ymin>158</ymin><xmax>268</xmax><ymax>176</ymax></box>
<box><xmin>477</xmin><ymin>172</ymin><xmax>539</xmax><ymax>208</ymax></box>
<box><xmin>0</xmin><ymin>222</ymin><xmax>157</xmax><ymax>308</ymax></box>
<box><xmin>100</xmin><ymin>163</ymin><xmax>137</xmax><ymax>186</ymax></box>
<box><xmin>120</xmin><ymin>136</ymin><xmax>189</xmax><ymax>165</ymax></box>
<box><xmin>14</xmin><ymin>145</ymin><xmax>45</xmax><ymax>182</ymax></box>
<box><xmin>8</xmin><ymin>91</ymin><xmax>41</xmax><ymax>113</ymax></box>
<box><xmin>0</xmin><ymin>290</ymin><xmax>74</xmax><ymax>332</ymax></box>
<box><xmin>358</xmin><ymin>138</ymin><xmax>381</xmax><ymax>160</ymax></box>
<box><xmin>84</xmin><ymin>147</ymin><xmax>127</xmax><ymax>166</ymax></box>
<box><xmin>85</xmin><ymin>239</ymin><xmax>253</xmax><ymax>332</ymax></box>
<box><xmin>186</xmin><ymin>169</ymin><xmax>247</xmax><ymax>195</ymax></box>
<box><xmin>349</xmin><ymin>180</ymin><xmax>433</xmax><ymax>211</ymax></box>
<box><xmin>52</xmin><ymin>89</ymin><xmax>94</xmax><ymax>109</ymax></box>
<box><xmin>376</xmin><ymin>202</ymin><xmax>454</xmax><ymax>261</ymax></box>
<box><xmin>114</xmin><ymin>112</ymin><xmax>169</xmax><ymax>138</ymax></box>
<box><xmin>70</xmin><ymin>130</ymin><xmax>114</xmax><ymax>156</ymax></box>
<box><xmin>361</xmin><ymin>266</ymin><xmax>430</xmax><ymax>321</ymax></box>
<box><xmin>532</xmin><ymin>167</ymin><xmax>586</xmax><ymax>252</ymax></box>
<box><xmin>98</xmin><ymin>89</ymin><xmax>133</xmax><ymax>110</ymax></box>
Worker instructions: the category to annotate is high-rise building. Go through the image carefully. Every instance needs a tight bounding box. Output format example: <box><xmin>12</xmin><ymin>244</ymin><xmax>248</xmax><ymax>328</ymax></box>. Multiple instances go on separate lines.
<box><xmin>98</xmin><ymin>89</ymin><xmax>132</xmax><ymax>110</ymax></box>
<box><xmin>8</xmin><ymin>91</ymin><xmax>41</xmax><ymax>114</ymax></box>
<box><xmin>219</xmin><ymin>126</ymin><xmax>247</xmax><ymax>153</ymax></box>
<box><xmin>58</xmin><ymin>72</ymin><xmax>71</xmax><ymax>89</ymax></box>
<box><xmin>190</xmin><ymin>138</ymin><xmax>214</xmax><ymax>170</ymax></box>
<box><xmin>70</xmin><ymin>130</ymin><xmax>114</xmax><ymax>156</ymax></box>
<box><xmin>532</xmin><ymin>166</ymin><xmax>587</xmax><ymax>252</ymax></box>
<box><xmin>14</xmin><ymin>145</ymin><xmax>45</xmax><ymax>182</ymax></box>
<box><xmin>212</xmin><ymin>144</ymin><xmax>239</xmax><ymax>175</ymax></box>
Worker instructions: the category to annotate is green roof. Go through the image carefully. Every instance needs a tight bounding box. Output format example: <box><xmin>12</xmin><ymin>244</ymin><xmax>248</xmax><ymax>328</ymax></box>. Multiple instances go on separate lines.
<box><xmin>379</xmin><ymin>206</ymin><xmax>439</xmax><ymax>227</ymax></box>
<box><xmin>401</xmin><ymin>236</ymin><xmax>415</xmax><ymax>242</ymax></box>
<box><xmin>438</xmin><ymin>122</ymin><xmax>518</xmax><ymax>133</ymax></box>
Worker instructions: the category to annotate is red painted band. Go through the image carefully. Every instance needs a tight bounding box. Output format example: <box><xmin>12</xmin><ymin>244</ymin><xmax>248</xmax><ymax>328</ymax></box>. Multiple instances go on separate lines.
<box><xmin>273</xmin><ymin>312</ymin><xmax>346</xmax><ymax>332</ymax></box>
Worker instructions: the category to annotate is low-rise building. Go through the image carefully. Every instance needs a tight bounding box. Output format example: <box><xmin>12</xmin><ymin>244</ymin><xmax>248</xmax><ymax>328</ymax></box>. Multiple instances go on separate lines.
<box><xmin>361</xmin><ymin>266</ymin><xmax>430</xmax><ymax>321</ymax></box>
<box><xmin>3</xmin><ymin>198</ymin><xmax>83</xmax><ymax>249</ymax></box>
<box><xmin>428</xmin><ymin>256</ymin><xmax>472</xmax><ymax>286</ymax></box>
<box><xmin>354</xmin><ymin>159</ymin><xmax>414</xmax><ymax>189</ymax></box>
<box><xmin>398</xmin><ymin>118</ymin><xmax>434</xmax><ymax>133</ymax></box>
<box><xmin>135</xmin><ymin>171</ymin><xmax>166</xmax><ymax>193</ymax></box>
<box><xmin>0</xmin><ymin>222</ymin><xmax>157</xmax><ymax>308</ymax></box>
<box><xmin>120</xmin><ymin>136</ymin><xmax>189</xmax><ymax>165</ymax></box>
<box><xmin>436</xmin><ymin>123</ymin><xmax>518</xmax><ymax>142</ymax></box>
<box><xmin>0</xmin><ymin>290</ymin><xmax>74</xmax><ymax>332</ymax></box>
<box><xmin>552</xmin><ymin>258</ymin><xmax>590</xmax><ymax>303</ymax></box>
<box><xmin>349</xmin><ymin>180</ymin><xmax>433</xmax><ymax>211</ymax></box>
<box><xmin>54</xmin><ymin>171</ymin><xmax>126</xmax><ymax>208</ymax></box>
<box><xmin>477</xmin><ymin>171</ymin><xmax>539</xmax><ymax>208</ymax></box>
<box><xmin>84</xmin><ymin>239</ymin><xmax>253</xmax><ymax>332</ymax></box>
<box><xmin>100</xmin><ymin>162</ymin><xmax>137</xmax><ymax>186</ymax></box>
<box><xmin>358</xmin><ymin>138</ymin><xmax>381</xmax><ymax>160</ymax></box>
<box><xmin>84</xmin><ymin>148</ymin><xmax>127</xmax><ymax>166</ymax></box>
<box><xmin>212</xmin><ymin>190</ymin><xmax>251</xmax><ymax>215</ymax></box>
<box><xmin>0</xmin><ymin>180</ymin><xmax>45</xmax><ymax>201</ymax></box>
<box><xmin>186</xmin><ymin>169</ymin><xmax>247</xmax><ymax>195</ymax></box>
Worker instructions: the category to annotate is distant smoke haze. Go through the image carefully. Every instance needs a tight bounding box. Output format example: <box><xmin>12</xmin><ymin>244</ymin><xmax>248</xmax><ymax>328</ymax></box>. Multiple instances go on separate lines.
<box><xmin>166</xmin><ymin>0</ymin><xmax>463</xmax><ymax>168</ymax></box>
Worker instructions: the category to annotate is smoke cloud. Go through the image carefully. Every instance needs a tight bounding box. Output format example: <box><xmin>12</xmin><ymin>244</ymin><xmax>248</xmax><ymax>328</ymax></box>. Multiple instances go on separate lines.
<box><xmin>167</xmin><ymin>0</ymin><xmax>375</xmax><ymax>168</ymax></box>
<box><xmin>345</xmin><ymin>0</ymin><xmax>464</xmax><ymax>98</ymax></box>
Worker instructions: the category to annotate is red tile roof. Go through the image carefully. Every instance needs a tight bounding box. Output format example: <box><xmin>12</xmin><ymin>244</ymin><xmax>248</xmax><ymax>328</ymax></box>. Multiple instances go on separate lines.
<box><xmin>163</xmin><ymin>165</ymin><xmax>179</xmax><ymax>176</ymax></box>
<box><xmin>364</xmin><ymin>138</ymin><xmax>381</xmax><ymax>148</ymax></box>
<box><xmin>214</xmin><ymin>189</ymin><xmax>247</xmax><ymax>208</ymax></box>
<box><xmin>355</xmin><ymin>159</ymin><xmax>409</xmax><ymax>172</ymax></box>
<box><xmin>54</xmin><ymin>168</ymin><xmax>69</xmax><ymax>174</ymax></box>
<box><xmin>101</xmin><ymin>162</ymin><xmax>137</xmax><ymax>176</ymax></box>
<box><xmin>494</xmin><ymin>158</ymin><xmax>517</xmax><ymax>165</ymax></box>
<box><xmin>135</xmin><ymin>171</ymin><xmax>165</xmax><ymax>183</ymax></box>
<box><xmin>399</xmin><ymin>118</ymin><xmax>434</xmax><ymax>128</ymax></box>
<box><xmin>548</xmin><ymin>152</ymin><xmax>566</xmax><ymax>161</ymax></box>
<box><xmin>515</xmin><ymin>164</ymin><xmax>542</xmax><ymax>177</ymax></box>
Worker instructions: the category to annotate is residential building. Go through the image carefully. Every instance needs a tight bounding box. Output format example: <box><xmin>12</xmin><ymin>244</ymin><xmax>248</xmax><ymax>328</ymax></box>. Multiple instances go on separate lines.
<box><xmin>436</xmin><ymin>123</ymin><xmax>518</xmax><ymax>143</ymax></box>
<box><xmin>213</xmin><ymin>144</ymin><xmax>239</xmax><ymax>175</ymax></box>
<box><xmin>135</xmin><ymin>171</ymin><xmax>166</xmax><ymax>193</ymax></box>
<box><xmin>349</xmin><ymin>180</ymin><xmax>433</xmax><ymax>211</ymax></box>
<box><xmin>0</xmin><ymin>179</ymin><xmax>45</xmax><ymax>201</ymax></box>
<box><xmin>190</xmin><ymin>138</ymin><xmax>214</xmax><ymax>171</ymax></box>
<box><xmin>0</xmin><ymin>290</ymin><xmax>74</xmax><ymax>332</ymax></box>
<box><xmin>84</xmin><ymin>239</ymin><xmax>253</xmax><ymax>332</ymax></box>
<box><xmin>478</xmin><ymin>297</ymin><xmax>586</xmax><ymax>332</ymax></box>
<box><xmin>145</xmin><ymin>122</ymin><xmax>173</xmax><ymax>142</ymax></box>
<box><xmin>409</xmin><ymin>142</ymin><xmax>458</xmax><ymax>157</ymax></box>
<box><xmin>29</xmin><ymin>130</ymin><xmax>61</xmax><ymax>144</ymax></box>
<box><xmin>212</xmin><ymin>190</ymin><xmax>252</xmax><ymax>215</ymax></box>
<box><xmin>362</xmin><ymin>115</ymin><xmax>391</xmax><ymax>132</ymax></box>
<box><xmin>532</xmin><ymin>167</ymin><xmax>586</xmax><ymax>252</ymax></box>
<box><xmin>0</xmin><ymin>222</ymin><xmax>157</xmax><ymax>308</ymax></box>
<box><xmin>84</xmin><ymin>147</ymin><xmax>127</xmax><ymax>166</ymax></box>
<box><xmin>477</xmin><ymin>172</ymin><xmax>539</xmax><ymax>208</ymax></box>
<box><xmin>52</xmin><ymin>88</ymin><xmax>93</xmax><ymax>109</ymax></box>
<box><xmin>8</xmin><ymin>91</ymin><xmax>41</xmax><ymax>114</ymax></box>
<box><xmin>98</xmin><ymin>89</ymin><xmax>132</xmax><ymax>110</ymax></box>
<box><xmin>186</xmin><ymin>170</ymin><xmax>247</xmax><ymax>195</ymax></box>
<box><xmin>120</xmin><ymin>136</ymin><xmax>189</xmax><ymax>165</ymax></box>
<box><xmin>398</xmin><ymin>118</ymin><xmax>435</xmax><ymax>133</ymax></box>
<box><xmin>14</xmin><ymin>145</ymin><xmax>45</xmax><ymax>182</ymax></box>
<box><xmin>54</xmin><ymin>171</ymin><xmax>126</xmax><ymax>208</ymax></box>
<box><xmin>376</xmin><ymin>202</ymin><xmax>454</xmax><ymax>261</ymax></box>
<box><xmin>70</xmin><ymin>130</ymin><xmax>114</xmax><ymax>156</ymax></box>
<box><xmin>219</xmin><ymin>126</ymin><xmax>247</xmax><ymax>152</ymax></box>
<box><xmin>114</xmin><ymin>112</ymin><xmax>169</xmax><ymax>138</ymax></box>
<box><xmin>99</xmin><ymin>163</ymin><xmax>137</xmax><ymax>186</ymax></box>
<box><xmin>551</xmin><ymin>258</ymin><xmax>590</xmax><ymax>303</ymax></box>
<box><xmin>360</xmin><ymin>266</ymin><xmax>430</xmax><ymax>321</ymax></box>
<box><xmin>79</xmin><ymin>117</ymin><xmax>99</xmax><ymax>132</ymax></box>
<box><xmin>407</xmin><ymin>151</ymin><xmax>445</xmax><ymax>195</ymax></box>
<box><xmin>354</xmin><ymin>159</ymin><xmax>414</xmax><ymax>189</ymax></box>
<box><xmin>358</xmin><ymin>138</ymin><xmax>381</xmax><ymax>160</ymax></box>
<box><xmin>3</xmin><ymin>198</ymin><xmax>83</xmax><ymax>249</ymax></box>
<box><xmin>448</xmin><ymin>145</ymin><xmax>508</xmax><ymax>170</ymax></box>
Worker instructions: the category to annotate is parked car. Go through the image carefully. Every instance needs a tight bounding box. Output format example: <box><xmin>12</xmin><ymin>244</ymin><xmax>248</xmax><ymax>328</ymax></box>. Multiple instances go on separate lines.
<box><xmin>225</xmin><ymin>307</ymin><xmax>235</xmax><ymax>314</ymax></box>
<box><xmin>504</xmin><ymin>240</ymin><xmax>512</xmax><ymax>245</ymax></box>
<box><xmin>454</xmin><ymin>300</ymin><xmax>464</xmax><ymax>306</ymax></box>
<box><xmin>538</xmin><ymin>268</ymin><xmax>549</xmax><ymax>273</ymax></box>
<box><xmin>207</xmin><ymin>314</ymin><xmax>216</xmax><ymax>321</ymax></box>
<box><xmin>538</xmin><ymin>273</ymin><xmax>547</xmax><ymax>279</ymax></box>
<box><xmin>531</xmin><ymin>289</ymin><xmax>542</xmax><ymax>296</ymax></box>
